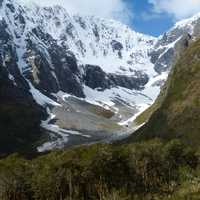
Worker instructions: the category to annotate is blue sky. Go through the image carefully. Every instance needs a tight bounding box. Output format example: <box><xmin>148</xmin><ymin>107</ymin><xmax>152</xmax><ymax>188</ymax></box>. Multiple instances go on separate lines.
<box><xmin>127</xmin><ymin>0</ymin><xmax>173</xmax><ymax>36</ymax></box>
<box><xmin>123</xmin><ymin>0</ymin><xmax>200</xmax><ymax>36</ymax></box>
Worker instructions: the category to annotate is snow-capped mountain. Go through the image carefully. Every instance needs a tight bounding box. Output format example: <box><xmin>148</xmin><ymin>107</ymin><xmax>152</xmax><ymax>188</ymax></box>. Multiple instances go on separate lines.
<box><xmin>1</xmin><ymin>0</ymin><xmax>200</xmax><ymax>152</ymax></box>
<box><xmin>151</xmin><ymin>12</ymin><xmax>200</xmax><ymax>73</ymax></box>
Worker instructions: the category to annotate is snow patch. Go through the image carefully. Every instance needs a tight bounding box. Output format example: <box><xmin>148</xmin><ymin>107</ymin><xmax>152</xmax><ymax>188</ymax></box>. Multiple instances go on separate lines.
<box><xmin>28</xmin><ymin>82</ymin><xmax>61</xmax><ymax>106</ymax></box>
<box><xmin>174</xmin><ymin>12</ymin><xmax>200</xmax><ymax>34</ymax></box>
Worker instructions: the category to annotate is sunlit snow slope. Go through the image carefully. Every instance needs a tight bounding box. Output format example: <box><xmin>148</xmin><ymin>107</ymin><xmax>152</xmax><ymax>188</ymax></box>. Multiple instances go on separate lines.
<box><xmin>1</xmin><ymin>0</ymin><xmax>199</xmax><ymax>151</ymax></box>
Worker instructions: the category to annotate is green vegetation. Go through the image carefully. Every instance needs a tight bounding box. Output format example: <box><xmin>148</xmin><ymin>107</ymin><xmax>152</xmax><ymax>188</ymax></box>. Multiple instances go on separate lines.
<box><xmin>0</xmin><ymin>139</ymin><xmax>200</xmax><ymax>200</ymax></box>
<box><xmin>130</xmin><ymin>38</ymin><xmax>200</xmax><ymax>146</ymax></box>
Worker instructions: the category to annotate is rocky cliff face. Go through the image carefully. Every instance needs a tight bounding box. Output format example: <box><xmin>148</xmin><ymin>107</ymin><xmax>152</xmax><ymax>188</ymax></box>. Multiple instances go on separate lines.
<box><xmin>84</xmin><ymin>65</ymin><xmax>149</xmax><ymax>91</ymax></box>
<box><xmin>1</xmin><ymin>0</ymin><xmax>200</xmax><ymax>153</ymax></box>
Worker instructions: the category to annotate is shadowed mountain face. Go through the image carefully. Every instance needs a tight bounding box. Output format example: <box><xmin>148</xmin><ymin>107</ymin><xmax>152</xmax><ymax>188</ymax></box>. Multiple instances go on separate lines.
<box><xmin>131</xmin><ymin>38</ymin><xmax>200</xmax><ymax>146</ymax></box>
<box><xmin>0</xmin><ymin>63</ymin><xmax>46</xmax><ymax>156</ymax></box>
<box><xmin>1</xmin><ymin>0</ymin><xmax>200</xmax><ymax>154</ymax></box>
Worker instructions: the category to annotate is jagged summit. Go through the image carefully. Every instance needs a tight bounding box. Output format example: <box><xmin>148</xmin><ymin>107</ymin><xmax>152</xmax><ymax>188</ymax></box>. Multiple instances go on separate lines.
<box><xmin>174</xmin><ymin>12</ymin><xmax>200</xmax><ymax>32</ymax></box>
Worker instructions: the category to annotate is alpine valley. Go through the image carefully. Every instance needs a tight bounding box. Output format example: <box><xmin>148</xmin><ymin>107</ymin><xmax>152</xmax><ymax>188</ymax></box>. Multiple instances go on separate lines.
<box><xmin>1</xmin><ymin>0</ymin><xmax>200</xmax><ymax>155</ymax></box>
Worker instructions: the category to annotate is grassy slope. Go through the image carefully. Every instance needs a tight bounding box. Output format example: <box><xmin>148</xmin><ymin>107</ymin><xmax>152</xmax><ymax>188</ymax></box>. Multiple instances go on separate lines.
<box><xmin>1</xmin><ymin>139</ymin><xmax>199</xmax><ymax>200</ymax></box>
<box><xmin>130</xmin><ymin>38</ymin><xmax>200</xmax><ymax>146</ymax></box>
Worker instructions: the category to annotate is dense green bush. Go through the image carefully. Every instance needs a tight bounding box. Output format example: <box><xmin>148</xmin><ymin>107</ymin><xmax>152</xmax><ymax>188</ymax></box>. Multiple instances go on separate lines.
<box><xmin>0</xmin><ymin>139</ymin><xmax>199</xmax><ymax>200</ymax></box>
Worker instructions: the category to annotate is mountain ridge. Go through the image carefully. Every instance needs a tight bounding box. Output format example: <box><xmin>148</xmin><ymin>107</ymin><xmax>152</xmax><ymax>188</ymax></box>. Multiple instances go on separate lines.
<box><xmin>1</xmin><ymin>0</ymin><xmax>200</xmax><ymax>153</ymax></box>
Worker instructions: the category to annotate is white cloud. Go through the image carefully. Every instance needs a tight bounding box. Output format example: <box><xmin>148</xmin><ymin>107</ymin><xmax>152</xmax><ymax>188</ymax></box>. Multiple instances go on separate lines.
<box><xmin>140</xmin><ymin>12</ymin><xmax>161</xmax><ymax>21</ymax></box>
<box><xmin>149</xmin><ymin>0</ymin><xmax>200</xmax><ymax>20</ymax></box>
<box><xmin>19</xmin><ymin>0</ymin><xmax>133</xmax><ymax>24</ymax></box>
